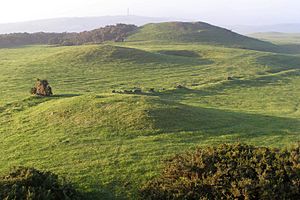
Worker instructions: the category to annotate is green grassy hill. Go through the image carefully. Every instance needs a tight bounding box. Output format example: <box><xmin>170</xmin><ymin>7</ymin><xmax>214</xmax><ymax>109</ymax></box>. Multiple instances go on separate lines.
<box><xmin>127</xmin><ymin>22</ymin><xmax>280</xmax><ymax>52</ymax></box>
<box><xmin>0</xmin><ymin>37</ymin><xmax>300</xmax><ymax>198</ymax></box>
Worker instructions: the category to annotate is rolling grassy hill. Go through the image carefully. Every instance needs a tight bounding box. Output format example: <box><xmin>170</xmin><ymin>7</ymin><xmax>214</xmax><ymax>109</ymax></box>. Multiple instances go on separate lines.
<box><xmin>250</xmin><ymin>32</ymin><xmax>300</xmax><ymax>44</ymax></box>
<box><xmin>249</xmin><ymin>32</ymin><xmax>300</xmax><ymax>54</ymax></box>
<box><xmin>0</xmin><ymin>28</ymin><xmax>300</xmax><ymax>199</ymax></box>
<box><xmin>127</xmin><ymin>22</ymin><xmax>281</xmax><ymax>52</ymax></box>
<box><xmin>0</xmin><ymin>21</ymin><xmax>283</xmax><ymax>53</ymax></box>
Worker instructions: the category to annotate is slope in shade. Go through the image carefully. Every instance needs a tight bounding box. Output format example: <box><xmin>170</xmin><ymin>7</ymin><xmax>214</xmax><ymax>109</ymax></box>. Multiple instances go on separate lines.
<box><xmin>127</xmin><ymin>22</ymin><xmax>281</xmax><ymax>52</ymax></box>
<box><xmin>46</xmin><ymin>44</ymin><xmax>210</xmax><ymax>66</ymax></box>
<box><xmin>48</xmin><ymin>45</ymin><xmax>192</xmax><ymax>64</ymax></box>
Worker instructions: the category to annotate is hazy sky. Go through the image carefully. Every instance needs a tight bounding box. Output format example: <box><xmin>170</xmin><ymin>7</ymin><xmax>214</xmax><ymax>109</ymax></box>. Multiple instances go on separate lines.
<box><xmin>0</xmin><ymin>0</ymin><xmax>299</xmax><ymax>25</ymax></box>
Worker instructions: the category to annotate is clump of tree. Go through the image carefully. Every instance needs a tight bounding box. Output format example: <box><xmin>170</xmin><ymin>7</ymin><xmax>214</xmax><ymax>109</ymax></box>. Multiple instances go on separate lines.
<box><xmin>0</xmin><ymin>32</ymin><xmax>74</xmax><ymax>48</ymax></box>
<box><xmin>0</xmin><ymin>166</ymin><xmax>81</xmax><ymax>200</ymax></box>
<box><xmin>31</xmin><ymin>79</ymin><xmax>53</xmax><ymax>96</ymax></box>
<box><xmin>69</xmin><ymin>23</ymin><xmax>138</xmax><ymax>45</ymax></box>
<box><xmin>140</xmin><ymin>143</ymin><xmax>300</xmax><ymax>200</ymax></box>
<box><xmin>0</xmin><ymin>24</ymin><xmax>138</xmax><ymax>48</ymax></box>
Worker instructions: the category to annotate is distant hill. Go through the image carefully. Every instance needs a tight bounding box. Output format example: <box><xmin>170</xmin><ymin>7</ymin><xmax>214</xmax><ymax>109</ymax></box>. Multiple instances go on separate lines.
<box><xmin>0</xmin><ymin>21</ymin><xmax>282</xmax><ymax>52</ymax></box>
<box><xmin>127</xmin><ymin>22</ymin><xmax>280</xmax><ymax>52</ymax></box>
<box><xmin>249</xmin><ymin>32</ymin><xmax>300</xmax><ymax>44</ymax></box>
<box><xmin>0</xmin><ymin>24</ymin><xmax>138</xmax><ymax>48</ymax></box>
<box><xmin>229</xmin><ymin>24</ymin><xmax>300</xmax><ymax>34</ymax></box>
<box><xmin>0</xmin><ymin>15</ymin><xmax>170</xmax><ymax>34</ymax></box>
<box><xmin>249</xmin><ymin>32</ymin><xmax>300</xmax><ymax>54</ymax></box>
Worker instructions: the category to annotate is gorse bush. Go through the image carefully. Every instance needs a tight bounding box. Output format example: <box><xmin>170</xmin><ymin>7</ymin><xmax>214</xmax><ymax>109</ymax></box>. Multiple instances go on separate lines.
<box><xmin>140</xmin><ymin>143</ymin><xmax>300</xmax><ymax>200</ymax></box>
<box><xmin>0</xmin><ymin>166</ymin><xmax>81</xmax><ymax>200</ymax></box>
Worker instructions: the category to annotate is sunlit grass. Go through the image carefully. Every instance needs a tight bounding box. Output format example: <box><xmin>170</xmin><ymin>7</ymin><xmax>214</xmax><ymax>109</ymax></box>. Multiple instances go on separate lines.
<box><xmin>0</xmin><ymin>43</ymin><xmax>299</xmax><ymax>199</ymax></box>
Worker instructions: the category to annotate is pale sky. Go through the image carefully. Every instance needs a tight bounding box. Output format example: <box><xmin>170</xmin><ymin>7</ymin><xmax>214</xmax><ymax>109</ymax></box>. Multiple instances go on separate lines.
<box><xmin>0</xmin><ymin>0</ymin><xmax>299</xmax><ymax>25</ymax></box>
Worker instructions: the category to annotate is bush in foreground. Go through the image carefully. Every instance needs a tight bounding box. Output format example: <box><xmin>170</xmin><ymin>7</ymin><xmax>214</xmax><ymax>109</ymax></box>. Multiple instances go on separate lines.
<box><xmin>140</xmin><ymin>143</ymin><xmax>300</xmax><ymax>200</ymax></box>
<box><xmin>0</xmin><ymin>166</ymin><xmax>81</xmax><ymax>200</ymax></box>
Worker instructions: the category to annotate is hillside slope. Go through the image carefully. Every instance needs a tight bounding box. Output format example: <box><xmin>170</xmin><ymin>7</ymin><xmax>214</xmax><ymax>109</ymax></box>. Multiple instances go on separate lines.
<box><xmin>1</xmin><ymin>92</ymin><xmax>299</xmax><ymax>199</ymax></box>
<box><xmin>0</xmin><ymin>21</ymin><xmax>282</xmax><ymax>53</ymax></box>
<box><xmin>0</xmin><ymin>43</ymin><xmax>300</xmax><ymax>199</ymax></box>
<box><xmin>127</xmin><ymin>22</ymin><xmax>280</xmax><ymax>52</ymax></box>
<box><xmin>6</xmin><ymin>94</ymin><xmax>296</xmax><ymax>136</ymax></box>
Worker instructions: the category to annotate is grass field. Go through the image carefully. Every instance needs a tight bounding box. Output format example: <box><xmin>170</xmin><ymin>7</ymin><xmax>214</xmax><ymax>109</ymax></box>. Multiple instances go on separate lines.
<box><xmin>0</xmin><ymin>38</ymin><xmax>300</xmax><ymax>198</ymax></box>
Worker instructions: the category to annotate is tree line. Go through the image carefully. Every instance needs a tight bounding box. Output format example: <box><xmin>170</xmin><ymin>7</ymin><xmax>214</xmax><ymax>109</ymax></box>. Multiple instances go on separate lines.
<box><xmin>0</xmin><ymin>24</ymin><xmax>138</xmax><ymax>47</ymax></box>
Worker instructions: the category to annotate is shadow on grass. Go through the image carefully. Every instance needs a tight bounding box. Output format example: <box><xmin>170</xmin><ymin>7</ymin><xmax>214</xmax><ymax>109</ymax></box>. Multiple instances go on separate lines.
<box><xmin>81</xmin><ymin>101</ymin><xmax>300</xmax><ymax>199</ymax></box>
<box><xmin>158</xmin><ymin>87</ymin><xmax>219</xmax><ymax>101</ymax></box>
<box><xmin>148</xmin><ymin>101</ymin><xmax>300</xmax><ymax>137</ymax></box>
<box><xmin>279</xmin><ymin>44</ymin><xmax>300</xmax><ymax>54</ymax></box>
<box><xmin>217</xmin><ymin>75</ymin><xmax>293</xmax><ymax>90</ymax></box>
<box><xmin>81</xmin><ymin>181</ymin><xmax>133</xmax><ymax>200</ymax></box>
<box><xmin>155</xmin><ymin>54</ymin><xmax>300</xmax><ymax>97</ymax></box>
<box><xmin>157</xmin><ymin>68</ymin><xmax>298</xmax><ymax>101</ymax></box>
<box><xmin>156</xmin><ymin>50</ymin><xmax>201</xmax><ymax>58</ymax></box>
<box><xmin>257</xmin><ymin>54</ymin><xmax>300</xmax><ymax>73</ymax></box>
<box><xmin>52</xmin><ymin>94</ymin><xmax>81</xmax><ymax>98</ymax></box>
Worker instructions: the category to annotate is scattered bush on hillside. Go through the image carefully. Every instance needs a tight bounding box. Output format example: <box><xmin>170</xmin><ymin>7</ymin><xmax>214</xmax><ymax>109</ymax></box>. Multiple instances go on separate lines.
<box><xmin>140</xmin><ymin>143</ymin><xmax>300</xmax><ymax>200</ymax></box>
<box><xmin>30</xmin><ymin>79</ymin><xmax>53</xmax><ymax>96</ymax></box>
<box><xmin>112</xmin><ymin>88</ymin><xmax>143</xmax><ymax>94</ymax></box>
<box><xmin>0</xmin><ymin>166</ymin><xmax>81</xmax><ymax>200</ymax></box>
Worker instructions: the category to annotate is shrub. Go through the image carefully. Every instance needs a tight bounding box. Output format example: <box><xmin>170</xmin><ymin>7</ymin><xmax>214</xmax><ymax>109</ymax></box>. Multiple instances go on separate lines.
<box><xmin>0</xmin><ymin>166</ymin><xmax>81</xmax><ymax>200</ymax></box>
<box><xmin>30</xmin><ymin>87</ymin><xmax>37</xmax><ymax>95</ymax></box>
<box><xmin>31</xmin><ymin>79</ymin><xmax>53</xmax><ymax>96</ymax></box>
<box><xmin>140</xmin><ymin>143</ymin><xmax>300</xmax><ymax>200</ymax></box>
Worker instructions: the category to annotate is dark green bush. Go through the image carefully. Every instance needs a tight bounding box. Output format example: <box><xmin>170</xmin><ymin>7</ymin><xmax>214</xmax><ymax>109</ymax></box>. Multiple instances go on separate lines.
<box><xmin>0</xmin><ymin>166</ymin><xmax>81</xmax><ymax>200</ymax></box>
<box><xmin>140</xmin><ymin>143</ymin><xmax>300</xmax><ymax>200</ymax></box>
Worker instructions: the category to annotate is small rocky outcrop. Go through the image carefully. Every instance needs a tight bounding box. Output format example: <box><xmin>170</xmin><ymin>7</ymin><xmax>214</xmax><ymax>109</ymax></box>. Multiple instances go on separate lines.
<box><xmin>31</xmin><ymin>79</ymin><xmax>53</xmax><ymax>96</ymax></box>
